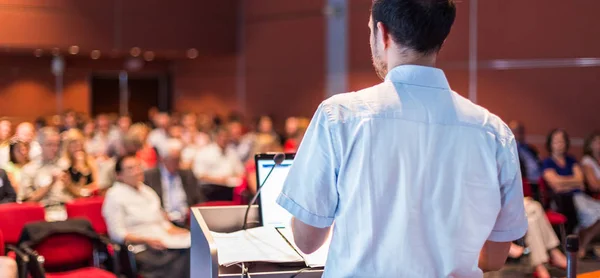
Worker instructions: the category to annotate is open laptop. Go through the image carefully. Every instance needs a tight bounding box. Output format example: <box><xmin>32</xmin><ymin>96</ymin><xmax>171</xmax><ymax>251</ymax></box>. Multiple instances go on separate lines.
<box><xmin>255</xmin><ymin>153</ymin><xmax>330</xmax><ymax>267</ymax></box>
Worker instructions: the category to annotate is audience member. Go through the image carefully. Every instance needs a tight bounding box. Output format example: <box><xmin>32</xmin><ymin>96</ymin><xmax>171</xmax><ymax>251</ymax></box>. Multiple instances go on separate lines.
<box><xmin>255</xmin><ymin>115</ymin><xmax>280</xmax><ymax>143</ymax></box>
<box><xmin>509</xmin><ymin>121</ymin><xmax>542</xmax><ymax>190</ymax></box>
<box><xmin>542</xmin><ymin>129</ymin><xmax>600</xmax><ymax>258</ymax></box>
<box><xmin>128</xmin><ymin>124</ymin><xmax>158</xmax><ymax>170</ymax></box>
<box><xmin>82</xmin><ymin>120</ymin><xmax>95</xmax><ymax>154</ymax></box>
<box><xmin>193</xmin><ymin>127</ymin><xmax>244</xmax><ymax>201</ymax></box>
<box><xmin>581</xmin><ymin>131</ymin><xmax>600</xmax><ymax>198</ymax></box>
<box><xmin>228</xmin><ymin>120</ymin><xmax>254</xmax><ymax>162</ymax></box>
<box><xmin>0</xmin><ymin>118</ymin><xmax>11</xmax><ymax>143</ymax></box>
<box><xmin>0</xmin><ymin>169</ymin><xmax>16</xmax><ymax>204</ymax></box>
<box><xmin>168</xmin><ymin>125</ymin><xmax>184</xmax><ymax>141</ymax></box>
<box><xmin>241</xmin><ymin>134</ymin><xmax>283</xmax><ymax>199</ymax></box>
<box><xmin>509</xmin><ymin>197</ymin><xmax>567</xmax><ymax>278</ymax></box>
<box><xmin>144</xmin><ymin>139</ymin><xmax>205</xmax><ymax>227</ymax></box>
<box><xmin>102</xmin><ymin>155</ymin><xmax>190</xmax><ymax>278</ymax></box>
<box><xmin>62</xmin><ymin>110</ymin><xmax>78</xmax><ymax>132</ymax></box>
<box><xmin>14</xmin><ymin>122</ymin><xmax>41</xmax><ymax>160</ymax></box>
<box><xmin>0</xmin><ymin>119</ymin><xmax>10</xmax><ymax>167</ymax></box>
<box><xmin>88</xmin><ymin>114</ymin><xmax>112</xmax><ymax>157</ymax></box>
<box><xmin>34</xmin><ymin>117</ymin><xmax>47</xmax><ymax>132</ymax></box>
<box><xmin>19</xmin><ymin>127</ymin><xmax>74</xmax><ymax>220</ymax></box>
<box><xmin>4</xmin><ymin>140</ymin><xmax>31</xmax><ymax>194</ymax></box>
<box><xmin>59</xmin><ymin>129</ymin><xmax>99</xmax><ymax>197</ymax></box>
<box><xmin>147</xmin><ymin>113</ymin><xmax>170</xmax><ymax>154</ymax></box>
<box><xmin>283</xmin><ymin>117</ymin><xmax>309</xmax><ymax>153</ymax></box>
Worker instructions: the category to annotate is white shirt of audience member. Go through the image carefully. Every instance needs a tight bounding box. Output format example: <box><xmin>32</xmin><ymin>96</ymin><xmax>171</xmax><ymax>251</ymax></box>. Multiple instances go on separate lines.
<box><xmin>581</xmin><ymin>156</ymin><xmax>600</xmax><ymax>179</ymax></box>
<box><xmin>102</xmin><ymin>181</ymin><xmax>190</xmax><ymax>252</ymax></box>
<box><xmin>192</xmin><ymin>143</ymin><xmax>244</xmax><ymax>187</ymax></box>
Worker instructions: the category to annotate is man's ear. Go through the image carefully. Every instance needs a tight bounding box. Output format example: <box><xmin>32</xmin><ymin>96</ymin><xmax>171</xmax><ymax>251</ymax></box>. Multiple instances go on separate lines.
<box><xmin>376</xmin><ymin>21</ymin><xmax>390</xmax><ymax>49</ymax></box>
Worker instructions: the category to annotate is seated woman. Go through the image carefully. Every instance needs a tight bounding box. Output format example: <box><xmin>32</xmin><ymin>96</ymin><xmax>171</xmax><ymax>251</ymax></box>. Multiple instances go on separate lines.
<box><xmin>581</xmin><ymin>131</ymin><xmax>600</xmax><ymax>199</ymax></box>
<box><xmin>542</xmin><ymin>129</ymin><xmax>600</xmax><ymax>258</ymax></box>
<box><xmin>4</xmin><ymin>140</ymin><xmax>30</xmax><ymax>195</ymax></box>
<box><xmin>59</xmin><ymin>129</ymin><xmax>98</xmax><ymax>198</ymax></box>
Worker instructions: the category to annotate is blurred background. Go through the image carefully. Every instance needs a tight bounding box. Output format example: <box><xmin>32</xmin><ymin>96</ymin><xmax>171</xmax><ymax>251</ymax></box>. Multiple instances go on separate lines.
<box><xmin>0</xmin><ymin>0</ymin><xmax>598</xmax><ymax>152</ymax></box>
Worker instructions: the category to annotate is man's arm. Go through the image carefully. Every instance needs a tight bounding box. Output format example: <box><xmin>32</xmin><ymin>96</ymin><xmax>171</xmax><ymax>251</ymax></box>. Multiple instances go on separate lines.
<box><xmin>291</xmin><ymin>217</ymin><xmax>331</xmax><ymax>254</ymax></box>
<box><xmin>478</xmin><ymin>240</ymin><xmax>511</xmax><ymax>272</ymax></box>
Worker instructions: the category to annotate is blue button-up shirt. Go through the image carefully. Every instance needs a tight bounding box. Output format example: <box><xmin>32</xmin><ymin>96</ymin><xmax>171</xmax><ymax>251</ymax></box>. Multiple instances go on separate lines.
<box><xmin>277</xmin><ymin>65</ymin><xmax>527</xmax><ymax>277</ymax></box>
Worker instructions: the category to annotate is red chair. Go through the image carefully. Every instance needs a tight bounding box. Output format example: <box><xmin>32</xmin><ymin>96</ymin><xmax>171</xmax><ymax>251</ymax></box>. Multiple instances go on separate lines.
<box><xmin>65</xmin><ymin>197</ymin><xmax>107</xmax><ymax>235</ymax></box>
<box><xmin>19</xmin><ymin>220</ymin><xmax>116</xmax><ymax>278</ymax></box>
<box><xmin>0</xmin><ymin>203</ymin><xmax>46</xmax><ymax>247</ymax></box>
<box><xmin>537</xmin><ymin>178</ymin><xmax>568</xmax><ymax>245</ymax></box>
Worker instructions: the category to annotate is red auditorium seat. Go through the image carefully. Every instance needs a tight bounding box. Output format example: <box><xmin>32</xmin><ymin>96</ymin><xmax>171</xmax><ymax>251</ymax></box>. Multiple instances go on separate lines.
<box><xmin>20</xmin><ymin>220</ymin><xmax>117</xmax><ymax>278</ymax></box>
<box><xmin>537</xmin><ymin>178</ymin><xmax>567</xmax><ymax>245</ymax></box>
<box><xmin>65</xmin><ymin>197</ymin><xmax>107</xmax><ymax>235</ymax></box>
<box><xmin>0</xmin><ymin>203</ymin><xmax>45</xmax><ymax>246</ymax></box>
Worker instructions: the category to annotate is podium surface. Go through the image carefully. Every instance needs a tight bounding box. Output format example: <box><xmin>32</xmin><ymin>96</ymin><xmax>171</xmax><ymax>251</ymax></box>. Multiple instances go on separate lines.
<box><xmin>190</xmin><ymin>206</ymin><xmax>324</xmax><ymax>278</ymax></box>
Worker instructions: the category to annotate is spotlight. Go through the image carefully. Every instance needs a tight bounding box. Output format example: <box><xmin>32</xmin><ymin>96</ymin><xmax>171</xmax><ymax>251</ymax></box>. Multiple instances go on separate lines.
<box><xmin>69</xmin><ymin>45</ymin><xmax>79</xmax><ymax>55</ymax></box>
<box><xmin>143</xmin><ymin>51</ymin><xmax>155</xmax><ymax>61</ymax></box>
<box><xmin>130</xmin><ymin>47</ymin><xmax>141</xmax><ymax>57</ymax></box>
<box><xmin>186</xmin><ymin>48</ymin><xmax>198</xmax><ymax>59</ymax></box>
<box><xmin>91</xmin><ymin>50</ymin><xmax>101</xmax><ymax>60</ymax></box>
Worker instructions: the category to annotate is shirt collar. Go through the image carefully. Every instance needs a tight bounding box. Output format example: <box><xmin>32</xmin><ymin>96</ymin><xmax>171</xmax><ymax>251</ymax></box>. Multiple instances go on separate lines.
<box><xmin>384</xmin><ymin>65</ymin><xmax>450</xmax><ymax>89</ymax></box>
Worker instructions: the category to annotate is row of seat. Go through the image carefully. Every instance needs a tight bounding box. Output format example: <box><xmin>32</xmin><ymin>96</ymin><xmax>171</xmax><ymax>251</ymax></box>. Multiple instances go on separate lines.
<box><xmin>0</xmin><ymin>197</ymin><xmax>244</xmax><ymax>278</ymax></box>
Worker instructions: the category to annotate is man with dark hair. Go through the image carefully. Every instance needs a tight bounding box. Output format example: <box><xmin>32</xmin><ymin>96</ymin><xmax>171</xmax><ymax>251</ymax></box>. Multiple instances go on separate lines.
<box><xmin>276</xmin><ymin>0</ymin><xmax>527</xmax><ymax>276</ymax></box>
<box><xmin>102</xmin><ymin>155</ymin><xmax>190</xmax><ymax>278</ymax></box>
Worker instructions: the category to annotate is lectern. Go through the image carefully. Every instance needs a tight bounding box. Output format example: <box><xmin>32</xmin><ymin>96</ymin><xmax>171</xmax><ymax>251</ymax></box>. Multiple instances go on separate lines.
<box><xmin>190</xmin><ymin>206</ymin><xmax>324</xmax><ymax>278</ymax></box>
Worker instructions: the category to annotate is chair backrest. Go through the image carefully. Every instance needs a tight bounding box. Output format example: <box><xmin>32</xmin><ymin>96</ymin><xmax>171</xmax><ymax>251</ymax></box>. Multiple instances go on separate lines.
<box><xmin>0</xmin><ymin>203</ymin><xmax>45</xmax><ymax>244</ymax></box>
<box><xmin>65</xmin><ymin>197</ymin><xmax>107</xmax><ymax>235</ymax></box>
<box><xmin>34</xmin><ymin>233</ymin><xmax>94</xmax><ymax>268</ymax></box>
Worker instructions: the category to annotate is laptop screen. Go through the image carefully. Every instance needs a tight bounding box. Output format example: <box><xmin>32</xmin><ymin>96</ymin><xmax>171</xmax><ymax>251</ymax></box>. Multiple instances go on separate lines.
<box><xmin>255</xmin><ymin>153</ymin><xmax>295</xmax><ymax>228</ymax></box>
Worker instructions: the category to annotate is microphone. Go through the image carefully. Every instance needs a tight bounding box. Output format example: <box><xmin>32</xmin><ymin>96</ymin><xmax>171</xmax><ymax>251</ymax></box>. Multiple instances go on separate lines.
<box><xmin>242</xmin><ymin>153</ymin><xmax>286</xmax><ymax>230</ymax></box>
<box><xmin>566</xmin><ymin>235</ymin><xmax>579</xmax><ymax>278</ymax></box>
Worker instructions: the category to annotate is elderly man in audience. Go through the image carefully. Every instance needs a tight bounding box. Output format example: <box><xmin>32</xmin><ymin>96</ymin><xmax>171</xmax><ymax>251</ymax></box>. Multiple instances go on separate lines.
<box><xmin>144</xmin><ymin>139</ymin><xmax>205</xmax><ymax>227</ymax></box>
<box><xmin>19</xmin><ymin>127</ymin><xmax>75</xmax><ymax>220</ymax></box>
<box><xmin>14</xmin><ymin>122</ymin><xmax>42</xmax><ymax>160</ymax></box>
<box><xmin>193</xmin><ymin>127</ymin><xmax>244</xmax><ymax>201</ymax></box>
<box><xmin>102</xmin><ymin>155</ymin><xmax>190</xmax><ymax>278</ymax></box>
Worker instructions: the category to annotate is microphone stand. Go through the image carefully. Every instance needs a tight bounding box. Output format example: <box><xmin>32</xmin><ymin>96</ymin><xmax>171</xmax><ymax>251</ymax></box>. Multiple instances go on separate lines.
<box><xmin>242</xmin><ymin>153</ymin><xmax>285</xmax><ymax>230</ymax></box>
<box><xmin>566</xmin><ymin>235</ymin><xmax>579</xmax><ymax>278</ymax></box>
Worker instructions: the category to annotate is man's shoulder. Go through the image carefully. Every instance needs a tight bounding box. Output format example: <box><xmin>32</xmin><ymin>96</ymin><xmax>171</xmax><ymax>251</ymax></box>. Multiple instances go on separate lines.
<box><xmin>320</xmin><ymin>83</ymin><xmax>390</xmax><ymax>123</ymax></box>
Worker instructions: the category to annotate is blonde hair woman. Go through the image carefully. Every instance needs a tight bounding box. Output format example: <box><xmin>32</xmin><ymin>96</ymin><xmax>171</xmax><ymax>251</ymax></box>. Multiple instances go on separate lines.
<box><xmin>59</xmin><ymin>129</ymin><xmax>98</xmax><ymax>197</ymax></box>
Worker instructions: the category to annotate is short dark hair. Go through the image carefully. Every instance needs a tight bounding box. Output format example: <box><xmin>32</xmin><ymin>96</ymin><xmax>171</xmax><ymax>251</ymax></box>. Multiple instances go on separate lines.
<box><xmin>583</xmin><ymin>131</ymin><xmax>600</xmax><ymax>157</ymax></box>
<box><xmin>115</xmin><ymin>154</ymin><xmax>137</xmax><ymax>175</ymax></box>
<box><xmin>546</xmin><ymin>129</ymin><xmax>570</xmax><ymax>154</ymax></box>
<box><xmin>371</xmin><ymin>0</ymin><xmax>456</xmax><ymax>54</ymax></box>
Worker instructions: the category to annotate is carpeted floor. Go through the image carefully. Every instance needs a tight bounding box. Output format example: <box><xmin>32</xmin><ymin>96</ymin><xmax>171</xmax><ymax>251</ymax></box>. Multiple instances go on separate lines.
<box><xmin>486</xmin><ymin>247</ymin><xmax>600</xmax><ymax>278</ymax></box>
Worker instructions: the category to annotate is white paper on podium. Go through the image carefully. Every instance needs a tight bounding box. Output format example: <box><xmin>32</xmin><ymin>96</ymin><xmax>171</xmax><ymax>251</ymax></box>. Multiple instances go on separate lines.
<box><xmin>277</xmin><ymin>228</ymin><xmax>331</xmax><ymax>268</ymax></box>
<box><xmin>210</xmin><ymin>226</ymin><xmax>304</xmax><ymax>266</ymax></box>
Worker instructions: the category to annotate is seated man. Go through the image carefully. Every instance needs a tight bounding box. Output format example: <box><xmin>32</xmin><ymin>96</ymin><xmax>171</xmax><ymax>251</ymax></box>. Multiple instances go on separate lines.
<box><xmin>102</xmin><ymin>155</ymin><xmax>190</xmax><ymax>278</ymax></box>
<box><xmin>193</xmin><ymin>128</ymin><xmax>244</xmax><ymax>201</ymax></box>
<box><xmin>19</xmin><ymin>127</ymin><xmax>74</xmax><ymax>220</ymax></box>
<box><xmin>144</xmin><ymin>139</ymin><xmax>205</xmax><ymax>227</ymax></box>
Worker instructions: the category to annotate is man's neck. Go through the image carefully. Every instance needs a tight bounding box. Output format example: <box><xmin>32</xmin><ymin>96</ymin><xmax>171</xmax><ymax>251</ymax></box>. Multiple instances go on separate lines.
<box><xmin>386</xmin><ymin>48</ymin><xmax>438</xmax><ymax>71</ymax></box>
